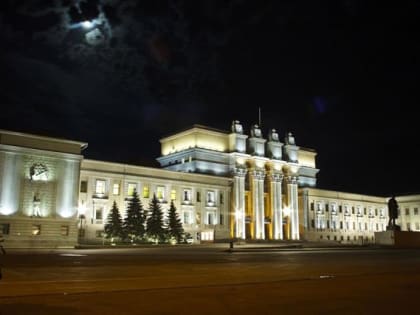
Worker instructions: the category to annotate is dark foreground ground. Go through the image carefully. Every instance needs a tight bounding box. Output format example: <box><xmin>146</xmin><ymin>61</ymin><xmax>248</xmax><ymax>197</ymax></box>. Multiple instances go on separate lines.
<box><xmin>1</xmin><ymin>243</ymin><xmax>419</xmax><ymax>314</ymax></box>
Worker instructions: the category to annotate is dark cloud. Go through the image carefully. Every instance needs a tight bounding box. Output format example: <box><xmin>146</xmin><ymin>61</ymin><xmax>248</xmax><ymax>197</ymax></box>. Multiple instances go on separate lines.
<box><xmin>1</xmin><ymin>0</ymin><xmax>420</xmax><ymax>196</ymax></box>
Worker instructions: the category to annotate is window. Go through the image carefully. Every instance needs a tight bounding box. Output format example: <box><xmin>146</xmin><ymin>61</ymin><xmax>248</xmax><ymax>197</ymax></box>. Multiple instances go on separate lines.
<box><xmin>183</xmin><ymin>211</ymin><xmax>192</xmax><ymax>224</ymax></box>
<box><xmin>310</xmin><ymin>202</ymin><xmax>314</xmax><ymax>211</ymax></box>
<box><xmin>80</xmin><ymin>180</ymin><xmax>88</xmax><ymax>193</ymax></box>
<box><xmin>363</xmin><ymin>207</ymin><xmax>367</xmax><ymax>215</ymax></box>
<box><xmin>340</xmin><ymin>221</ymin><xmax>343</xmax><ymax>229</ymax></box>
<box><xmin>311</xmin><ymin>219</ymin><xmax>315</xmax><ymax>228</ymax></box>
<box><xmin>207</xmin><ymin>212</ymin><xmax>216</xmax><ymax>225</ymax></box>
<box><xmin>376</xmin><ymin>223</ymin><xmax>379</xmax><ymax>231</ymax></box>
<box><xmin>95</xmin><ymin>206</ymin><xmax>103</xmax><ymax>224</ymax></box>
<box><xmin>407</xmin><ymin>222</ymin><xmax>411</xmax><ymax>231</ymax></box>
<box><xmin>196</xmin><ymin>191</ymin><xmax>201</xmax><ymax>202</ymax></box>
<box><xmin>325</xmin><ymin>204</ymin><xmax>329</xmax><ymax>212</ymax></box>
<box><xmin>339</xmin><ymin>205</ymin><xmax>342</xmax><ymax>213</ymax></box>
<box><xmin>375</xmin><ymin>208</ymin><xmax>378</xmax><ymax>216</ymax></box>
<box><xmin>96</xmin><ymin>230</ymin><xmax>104</xmax><ymax>238</ymax></box>
<box><xmin>127</xmin><ymin>183</ymin><xmax>137</xmax><ymax>196</ymax></box>
<box><xmin>365</xmin><ymin>223</ymin><xmax>368</xmax><ymax>231</ymax></box>
<box><xmin>207</xmin><ymin>191</ymin><xmax>215</xmax><ymax>204</ymax></box>
<box><xmin>32</xmin><ymin>225</ymin><xmax>41</xmax><ymax>236</ymax></box>
<box><xmin>352</xmin><ymin>207</ymin><xmax>355</xmax><ymax>214</ymax></box>
<box><xmin>113</xmin><ymin>183</ymin><xmax>120</xmax><ymax>195</ymax></box>
<box><xmin>219</xmin><ymin>214</ymin><xmax>224</xmax><ymax>225</ymax></box>
<box><xmin>95</xmin><ymin>179</ymin><xmax>106</xmax><ymax>195</ymax></box>
<box><xmin>156</xmin><ymin>186</ymin><xmax>165</xmax><ymax>200</ymax></box>
<box><xmin>171</xmin><ymin>189</ymin><xmax>177</xmax><ymax>200</ymax></box>
<box><xmin>405</xmin><ymin>208</ymin><xmax>410</xmax><ymax>215</ymax></box>
<box><xmin>183</xmin><ymin>189</ymin><xmax>191</xmax><ymax>202</ymax></box>
<box><xmin>143</xmin><ymin>185</ymin><xmax>150</xmax><ymax>198</ymax></box>
<box><xmin>416</xmin><ymin>222</ymin><xmax>420</xmax><ymax>230</ymax></box>
<box><xmin>414</xmin><ymin>208</ymin><xmax>419</xmax><ymax>215</ymax></box>
<box><xmin>220</xmin><ymin>193</ymin><xmax>224</xmax><ymax>204</ymax></box>
<box><xmin>345</xmin><ymin>221</ymin><xmax>349</xmax><ymax>230</ymax></box>
<box><xmin>0</xmin><ymin>223</ymin><xmax>10</xmax><ymax>235</ymax></box>
<box><xmin>61</xmin><ymin>225</ymin><xmax>69</xmax><ymax>236</ymax></box>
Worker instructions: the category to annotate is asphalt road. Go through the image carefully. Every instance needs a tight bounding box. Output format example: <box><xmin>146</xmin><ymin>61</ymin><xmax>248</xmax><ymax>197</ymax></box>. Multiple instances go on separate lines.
<box><xmin>1</xmin><ymin>244</ymin><xmax>420</xmax><ymax>314</ymax></box>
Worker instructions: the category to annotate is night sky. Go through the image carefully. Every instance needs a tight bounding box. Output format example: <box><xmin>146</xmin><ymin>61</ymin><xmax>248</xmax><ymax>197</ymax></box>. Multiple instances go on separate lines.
<box><xmin>1</xmin><ymin>1</ymin><xmax>419</xmax><ymax>197</ymax></box>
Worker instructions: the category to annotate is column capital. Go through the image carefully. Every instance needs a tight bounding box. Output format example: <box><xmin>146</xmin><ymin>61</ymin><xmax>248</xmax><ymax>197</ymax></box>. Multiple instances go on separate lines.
<box><xmin>251</xmin><ymin>169</ymin><xmax>265</xmax><ymax>180</ymax></box>
<box><xmin>268</xmin><ymin>171</ymin><xmax>283</xmax><ymax>182</ymax></box>
<box><xmin>233</xmin><ymin>166</ymin><xmax>247</xmax><ymax>177</ymax></box>
<box><xmin>286</xmin><ymin>175</ymin><xmax>298</xmax><ymax>185</ymax></box>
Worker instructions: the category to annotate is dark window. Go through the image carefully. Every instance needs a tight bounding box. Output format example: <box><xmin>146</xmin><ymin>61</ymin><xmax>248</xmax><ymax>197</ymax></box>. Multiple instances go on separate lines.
<box><xmin>325</xmin><ymin>204</ymin><xmax>329</xmax><ymax>212</ymax></box>
<box><xmin>220</xmin><ymin>193</ymin><xmax>224</xmax><ymax>204</ymax></box>
<box><xmin>196</xmin><ymin>191</ymin><xmax>201</xmax><ymax>202</ymax></box>
<box><xmin>219</xmin><ymin>214</ymin><xmax>224</xmax><ymax>225</ymax></box>
<box><xmin>327</xmin><ymin>220</ymin><xmax>330</xmax><ymax>229</ymax></box>
<box><xmin>352</xmin><ymin>207</ymin><xmax>355</xmax><ymax>214</ymax></box>
<box><xmin>339</xmin><ymin>205</ymin><xmax>342</xmax><ymax>213</ymax></box>
<box><xmin>0</xmin><ymin>223</ymin><xmax>10</xmax><ymax>235</ymax></box>
<box><xmin>364</xmin><ymin>208</ymin><xmax>367</xmax><ymax>215</ymax></box>
<box><xmin>80</xmin><ymin>181</ymin><xmax>88</xmax><ymax>193</ymax></box>
<box><xmin>311</xmin><ymin>219</ymin><xmax>315</xmax><ymax>228</ymax></box>
<box><xmin>340</xmin><ymin>221</ymin><xmax>343</xmax><ymax>229</ymax></box>
<box><xmin>310</xmin><ymin>202</ymin><xmax>314</xmax><ymax>211</ymax></box>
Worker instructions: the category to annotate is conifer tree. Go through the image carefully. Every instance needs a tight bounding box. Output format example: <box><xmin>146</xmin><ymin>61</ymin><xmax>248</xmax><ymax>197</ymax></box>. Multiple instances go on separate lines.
<box><xmin>104</xmin><ymin>201</ymin><xmax>123</xmax><ymax>240</ymax></box>
<box><xmin>146</xmin><ymin>194</ymin><xmax>166</xmax><ymax>243</ymax></box>
<box><xmin>123</xmin><ymin>189</ymin><xmax>145</xmax><ymax>241</ymax></box>
<box><xmin>167</xmin><ymin>200</ymin><xmax>184</xmax><ymax>243</ymax></box>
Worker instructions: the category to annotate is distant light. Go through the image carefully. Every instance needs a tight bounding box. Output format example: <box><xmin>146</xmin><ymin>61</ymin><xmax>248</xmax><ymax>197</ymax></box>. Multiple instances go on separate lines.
<box><xmin>82</xmin><ymin>20</ymin><xmax>93</xmax><ymax>29</ymax></box>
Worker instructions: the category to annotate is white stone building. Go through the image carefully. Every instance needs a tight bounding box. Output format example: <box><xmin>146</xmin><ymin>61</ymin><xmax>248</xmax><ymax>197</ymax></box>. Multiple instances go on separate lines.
<box><xmin>1</xmin><ymin>123</ymin><xmax>419</xmax><ymax>248</ymax></box>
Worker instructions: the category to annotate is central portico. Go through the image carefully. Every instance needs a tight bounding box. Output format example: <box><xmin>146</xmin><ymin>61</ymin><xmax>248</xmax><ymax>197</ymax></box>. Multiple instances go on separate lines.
<box><xmin>157</xmin><ymin>120</ymin><xmax>319</xmax><ymax>241</ymax></box>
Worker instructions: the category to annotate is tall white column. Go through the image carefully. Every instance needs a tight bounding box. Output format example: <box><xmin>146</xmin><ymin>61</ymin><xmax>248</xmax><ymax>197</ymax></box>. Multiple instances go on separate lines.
<box><xmin>233</xmin><ymin>167</ymin><xmax>247</xmax><ymax>239</ymax></box>
<box><xmin>56</xmin><ymin>159</ymin><xmax>81</xmax><ymax>218</ymax></box>
<box><xmin>270</xmin><ymin>172</ymin><xmax>283</xmax><ymax>240</ymax></box>
<box><xmin>252</xmin><ymin>169</ymin><xmax>265</xmax><ymax>239</ymax></box>
<box><xmin>287</xmin><ymin>175</ymin><xmax>299</xmax><ymax>240</ymax></box>
<box><xmin>0</xmin><ymin>152</ymin><xmax>21</xmax><ymax>215</ymax></box>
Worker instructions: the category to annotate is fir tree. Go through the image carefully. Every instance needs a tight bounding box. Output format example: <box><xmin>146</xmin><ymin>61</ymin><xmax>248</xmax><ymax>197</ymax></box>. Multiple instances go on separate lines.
<box><xmin>146</xmin><ymin>194</ymin><xmax>166</xmax><ymax>243</ymax></box>
<box><xmin>123</xmin><ymin>189</ymin><xmax>146</xmax><ymax>241</ymax></box>
<box><xmin>104</xmin><ymin>201</ymin><xmax>123</xmax><ymax>240</ymax></box>
<box><xmin>167</xmin><ymin>200</ymin><xmax>184</xmax><ymax>243</ymax></box>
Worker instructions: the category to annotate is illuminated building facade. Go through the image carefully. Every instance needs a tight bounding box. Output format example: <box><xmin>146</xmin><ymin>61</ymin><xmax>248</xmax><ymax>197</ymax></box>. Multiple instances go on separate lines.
<box><xmin>1</xmin><ymin>123</ymin><xmax>420</xmax><ymax>248</ymax></box>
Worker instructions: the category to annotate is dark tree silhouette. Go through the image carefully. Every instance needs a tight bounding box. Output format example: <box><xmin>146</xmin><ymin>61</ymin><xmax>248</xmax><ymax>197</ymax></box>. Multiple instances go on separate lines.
<box><xmin>104</xmin><ymin>201</ymin><xmax>123</xmax><ymax>240</ymax></box>
<box><xmin>167</xmin><ymin>200</ymin><xmax>184</xmax><ymax>243</ymax></box>
<box><xmin>146</xmin><ymin>194</ymin><xmax>166</xmax><ymax>243</ymax></box>
<box><xmin>123</xmin><ymin>189</ymin><xmax>146</xmax><ymax>241</ymax></box>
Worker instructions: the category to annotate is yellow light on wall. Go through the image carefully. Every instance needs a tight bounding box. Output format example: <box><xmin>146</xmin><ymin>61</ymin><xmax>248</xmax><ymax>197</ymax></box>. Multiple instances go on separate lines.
<box><xmin>237</xmin><ymin>157</ymin><xmax>245</xmax><ymax>165</ymax></box>
<box><xmin>283</xmin><ymin>207</ymin><xmax>291</xmax><ymax>217</ymax></box>
<box><xmin>255</xmin><ymin>160</ymin><xmax>265</xmax><ymax>168</ymax></box>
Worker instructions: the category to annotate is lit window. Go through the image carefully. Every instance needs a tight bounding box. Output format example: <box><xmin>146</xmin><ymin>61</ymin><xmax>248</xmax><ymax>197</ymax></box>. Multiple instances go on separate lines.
<box><xmin>183</xmin><ymin>189</ymin><xmax>191</xmax><ymax>202</ymax></box>
<box><xmin>157</xmin><ymin>186</ymin><xmax>165</xmax><ymax>200</ymax></box>
<box><xmin>127</xmin><ymin>183</ymin><xmax>137</xmax><ymax>196</ymax></box>
<box><xmin>113</xmin><ymin>183</ymin><xmax>120</xmax><ymax>195</ymax></box>
<box><xmin>171</xmin><ymin>189</ymin><xmax>177</xmax><ymax>200</ymax></box>
<box><xmin>183</xmin><ymin>211</ymin><xmax>191</xmax><ymax>224</ymax></box>
<box><xmin>61</xmin><ymin>225</ymin><xmax>69</xmax><ymax>236</ymax></box>
<box><xmin>32</xmin><ymin>225</ymin><xmax>41</xmax><ymax>236</ymax></box>
<box><xmin>207</xmin><ymin>191</ymin><xmax>215</xmax><ymax>204</ymax></box>
<box><xmin>207</xmin><ymin>212</ymin><xmax>216</xmax><ymax>225</ymax></box>
<box><xmin>143</xmin><ymin>185</ymin><xmax>150</xmax><ymax>198</ymax></box>
<box><xmin>95</xmin><ymin>180</ymin><xmax>106</xmax><ymax>195</ymax></box>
